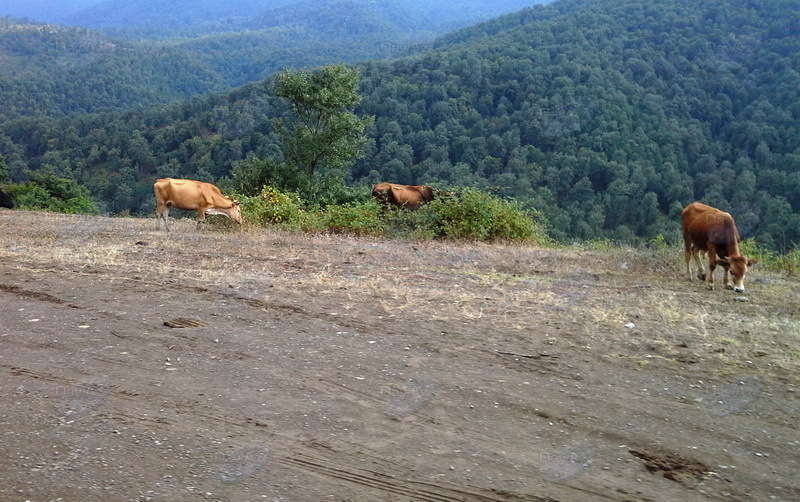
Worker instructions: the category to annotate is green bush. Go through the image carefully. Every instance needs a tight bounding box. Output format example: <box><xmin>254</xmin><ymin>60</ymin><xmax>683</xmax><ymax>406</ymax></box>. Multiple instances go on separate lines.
<box><xmin>6</xmin><ymin>172</ymin><xmax>99</xmax><ymax>215</ymax></box>
<box><xmin>423</xmin><ymin>188</ymin><xmax>550</xmax><ymax>244</ymax></box>
<box><xmin>777</xmin><ymin>248</ymin><xmax>800</xmax><ymax>275</ymax></box>
<box><xmin>239</xmin><ymin>185</ymin><xmax>305</xmax><ymax>228</ymax></box>
<box><xmin>239</xmin><ymin>184</ymin><xmax>550</xmax><ymax>244</ymax></box>
<box><xmin>649</xmin><ymin>234</ymin><xmax>669</xmax><ymax>250</ymax></box>
<box><xmin>377</xmin><ymin>204</ymin><xmax>436</xmax><ymax>240</ymax></box>
<box><xmin>581</xmin><ymin>237</ymin><xmax>618</xmax><ymax>251</ymax></box>
<box><xmin>315</xmin><ymin>202</ymin><xmax>386</xmax><ymax>236</ymax></box>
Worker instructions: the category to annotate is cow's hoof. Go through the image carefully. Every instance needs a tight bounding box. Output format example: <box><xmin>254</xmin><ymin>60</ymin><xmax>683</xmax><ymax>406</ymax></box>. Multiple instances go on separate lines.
<box><xmin>724</xmin><ymin>284</ymin><xmax>734</xmax><ymax>290</ymax></box>
<box><xmin>697</xmin><ymin>273</ymin><xmax>706</xmax><ymax>281</ymax></box>
<box><xmin>706</xmin><ymin>284</ymin><xmax>715</xmax><ymax>291</ymax></box>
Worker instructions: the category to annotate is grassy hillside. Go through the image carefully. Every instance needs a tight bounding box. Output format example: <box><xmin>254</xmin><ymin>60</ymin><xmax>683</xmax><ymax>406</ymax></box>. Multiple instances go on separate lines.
<box><xmin>353</xmin><ymin>0</ymin><xmax>800</xmax><ymax>247</ymax></box>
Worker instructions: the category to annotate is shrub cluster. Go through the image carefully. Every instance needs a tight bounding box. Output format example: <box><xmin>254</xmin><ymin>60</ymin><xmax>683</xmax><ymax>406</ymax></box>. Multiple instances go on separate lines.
<box><xmin>238</xmin><ymin>185</ymin><xmax>550</xmax><ymax>245</ymax></box>
<box><xmin>238</xmin><ymin>185</ymin><xmax>306</xmax><ymax>228</ymax></box>
<box><xmin>424</xmin><ymin>188</ymin><xmax>550</xmax><ymax>243</ymax></box>
<box><xmin>5</xmin><ymin>172</ymin><xmax>99</xmax><ymax>214</ymax></box>
<box><xmin>316</xmin><ymin>202</ymin><xmax>387</xmax><ymax>236</ymax></box>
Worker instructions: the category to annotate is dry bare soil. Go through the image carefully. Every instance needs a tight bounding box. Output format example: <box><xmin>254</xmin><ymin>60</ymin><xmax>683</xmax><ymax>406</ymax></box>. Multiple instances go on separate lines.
<box><xmin>1</xmin><ymin>210</ymin><xmax>798</xmax><ymax>502</ymax></box>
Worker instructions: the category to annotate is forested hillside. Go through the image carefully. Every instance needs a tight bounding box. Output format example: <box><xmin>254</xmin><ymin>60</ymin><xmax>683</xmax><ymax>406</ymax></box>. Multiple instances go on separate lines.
<box><xmin>0</xmin><ymin>19</ymin><xmax>228</xmax><ymax>120</ymax></box>
<box><xmin>1</xmin><ymin>1</ymin><xmax>545</xmax><ymax>118</ymax></box>
<box><xmin>2</xmin><ymin>0</ymin><xmax>799</xmax><ymax>249</ymax></box>
<box><xmin>360</xmin><ymin>0</ymin><xmax>800</xmax><ymax>247</ymax></box>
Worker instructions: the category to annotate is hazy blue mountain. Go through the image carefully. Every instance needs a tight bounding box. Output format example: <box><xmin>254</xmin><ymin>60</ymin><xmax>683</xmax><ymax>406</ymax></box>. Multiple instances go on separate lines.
<box><xmin>0</xmin><ymin>0</ymin><xmax>104</xmax><ymax>22</ymax></box>
<box><xmin>57</xmin><ymin>0</ymin><xmax>547</xmax><ymax>38</ymax></box>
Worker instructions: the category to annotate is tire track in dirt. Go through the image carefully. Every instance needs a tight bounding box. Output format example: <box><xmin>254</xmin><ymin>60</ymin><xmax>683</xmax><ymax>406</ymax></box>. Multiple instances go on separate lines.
<box><xmin>34</xmin><ymin>375</ymin><xmax>543</xmax><ymax>502</ymax></box>
<box><xmin>278</xmin><ymin>452</ymin><xmax>542</xmax><ymax>502</ymax></box>
<box><xmin>0</xmin><ymin>276</ymin><xmax>718</xmax><ymax>500</ymax></box>
<box><xmin>0</xmin><ymin>283</ymin><xmax>83</xmax><ymax>308</ymax></box>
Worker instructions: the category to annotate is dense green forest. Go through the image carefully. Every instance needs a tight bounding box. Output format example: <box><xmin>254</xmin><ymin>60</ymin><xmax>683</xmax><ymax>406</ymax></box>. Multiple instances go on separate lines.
<box><xmin>1</xmin><ymin>0</ymin><xmax>799</xmax><ymax>250</ymax></box>
<box><xmin>1</xmin><ymin>1</ymin><xmax>544</xmax><ymax>120</ymax></box>
<box><xmin>0</xmin><ymin>20</ymin><xmax>231</xmax><ymax>120</ymax></box>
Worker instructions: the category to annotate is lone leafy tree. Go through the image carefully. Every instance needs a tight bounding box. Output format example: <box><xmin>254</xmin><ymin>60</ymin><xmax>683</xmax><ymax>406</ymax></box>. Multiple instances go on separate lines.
<box><xmin>269</xmin><ymin>64</ymin><xmax>372</xmax><ymax>201</ymax></box>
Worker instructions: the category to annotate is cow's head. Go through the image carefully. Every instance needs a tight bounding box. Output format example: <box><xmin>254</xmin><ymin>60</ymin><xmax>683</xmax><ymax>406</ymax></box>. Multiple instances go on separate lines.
<box><xmin>230</xmin><ymin>200</ymin><xmax>243</xmax><ymax>224</ymax></box>
<box><xmin>210</xmin><ymin>199</ymin><xmax>242</xmax><ymax>224</ymax></box>
<box><xmin>716</xmin><ymin>256</ymin><xmax>758</xmax><ymax>293</ymax></box>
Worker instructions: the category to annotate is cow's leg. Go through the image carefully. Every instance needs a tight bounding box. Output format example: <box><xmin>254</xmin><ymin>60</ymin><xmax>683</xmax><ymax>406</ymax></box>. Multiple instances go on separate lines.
<box><xmin>695</xmin><ymin>249</ymin><xmax>706</xmax><ymax>280</ymax></box>
<box><xmin>689</xmin><ymin>247</ymin><xmax>705</xmax><ymax>281</ymax></box>
<box><xmin>156</xmin><ymin>204</ymin><xmax>170</xmax><ymax>231</ymax></box>
<box><xmin>196</xmin><ymin>209</ymin><xmax>206</xmax><ymax>230</ymax></box>
<box><xmin>722</xmin><ymin>266</ymin><xmax>733</xmax><ymax>290</ymax></box>
<box><xmin>684</xmin><ymin>234</ymin><xmax>705</xmax><ymax>281</ymax></box>
<box><xmin>684</xmin><ymin>244</ymin><xmax>693</xmax><ymax>281</ymax></box>
<box><xmin>706</xmin><ymin>248</ymin><xmax>717</xmax><ymax>290</ymax></box>
<box><xmin>686</xmin><ymin>248</ymin><xmax>703</xmax><ymax>281</ymax></box>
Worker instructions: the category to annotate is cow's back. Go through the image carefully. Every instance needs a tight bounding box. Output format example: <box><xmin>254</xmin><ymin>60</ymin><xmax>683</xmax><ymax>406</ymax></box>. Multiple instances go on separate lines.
<box><xmin>373</xmin><ymin>182</ymin><xmax>435</xmax><ymax>209</ymax></box>
<box><xmin>682</xmin><ymin>202</ymin><xmax>737</xmax><ymax>251</ymax></box>
<box><xmin>391</xmin><ymin>184</ymin><xmax>434</xmax><ymax>205</ymax></box>
<box><xmin>372</xmin><ymin>182</ymin><xmax>393</xmax><ymax>194</ymax></box>
<box><xmin>155</xmin><ymin>178</ymin><xmax>209</xmax><ymax>210</ymax></box>
<box><xmin>418</xmin><ymin>185</ymin><xmax>435</xmax><ymax>203</ymax></box>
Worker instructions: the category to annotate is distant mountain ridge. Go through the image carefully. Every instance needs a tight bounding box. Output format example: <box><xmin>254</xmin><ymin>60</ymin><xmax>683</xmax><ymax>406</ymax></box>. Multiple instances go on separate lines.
<box><xmin>59</xmin><ymin>0</ymin><xmax>547</xmax><ymax>37</ymax></box>
<box><xmin>0</xmin><ymin>1</ymin><xmax>549</xmax><ymax>119</ymax></box>
<box><xmin>0</xmin><ymin>19</ymin><xmax>227</xmax><ymax>119</ymax></box>
<box><xmin>0</xmin><ymin>0</ymin><xmax>102</xmax><ymax>22</ymax></box>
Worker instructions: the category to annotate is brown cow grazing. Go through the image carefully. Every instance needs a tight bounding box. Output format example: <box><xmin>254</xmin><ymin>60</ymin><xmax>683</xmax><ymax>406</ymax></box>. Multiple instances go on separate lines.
<box><xmin>154</xmin><ymin>178</ymin><xmax>242</xmax><ymax>231</ymax></box>
<box><xmin>681</xmin><ymin>202</ymin><xmax>757</xmax><ymax>293</ymax></box>
<box><xmin>372</xmin><ymin>182</ymin><xmax>435</xmax><ymax>210</ymax></box>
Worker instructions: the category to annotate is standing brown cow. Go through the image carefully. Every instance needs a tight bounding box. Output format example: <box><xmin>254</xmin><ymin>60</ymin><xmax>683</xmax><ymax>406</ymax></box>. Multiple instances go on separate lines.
<box><xmin>154</xmin><ymin>178</ymin><xmax>242</xmax><ymax>231</ymax></box>
<box><xmin>681</xmin><ymin>202</ymin><xmax>756</xmax><ymax>293</ymax></box>
<box><xmin>372</xmin><ymin>182</ymin><xmax>435</xmax><ymax>210</ymax></box>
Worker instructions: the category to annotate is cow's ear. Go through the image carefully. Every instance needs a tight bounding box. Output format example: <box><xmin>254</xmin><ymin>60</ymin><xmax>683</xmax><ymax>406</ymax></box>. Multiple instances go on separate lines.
<box><xmin>715</xmin><ymin>257</ymin><xmax>730</xmax><ymax>268</ymax></box>
<box><xmin>747</xmin><ymin>258</ymin><xmax>758</xmax><ymax>267</ymax></box>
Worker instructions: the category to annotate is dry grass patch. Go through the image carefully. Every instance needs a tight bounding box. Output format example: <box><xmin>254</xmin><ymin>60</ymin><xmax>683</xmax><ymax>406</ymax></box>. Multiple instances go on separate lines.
<box><xmin>1</xmin><ymin>210</ymin><xmax>798</xmax><ymax>380</ymax></box>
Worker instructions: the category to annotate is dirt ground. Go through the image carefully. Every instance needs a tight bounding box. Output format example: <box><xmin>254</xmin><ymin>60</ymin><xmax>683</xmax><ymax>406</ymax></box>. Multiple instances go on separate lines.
<box><xmin>0</xmin><ymin>210</ymin><xmax>798</xmax><ymax>502</ymax></box>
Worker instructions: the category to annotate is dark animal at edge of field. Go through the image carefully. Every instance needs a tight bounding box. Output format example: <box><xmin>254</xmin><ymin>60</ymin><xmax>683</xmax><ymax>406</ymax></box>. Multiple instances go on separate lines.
<box><xmin>154</xmin><ymin>178</ymin><xmax>242</xmax><ymax>231</ymax></box>
<box><xmin>681</xmin><ymin>201</ymin><xmax>757</xmax><ymax>293</ymax></box>
<box><xmin>372</xmin><ymin>182</ymin><xmax>435</xmax><ymax>210</ymax></box>
<box><xmin>0</xmin><ymin>188</ymin><xmax>13</xmax><ymax>209</ymax></box>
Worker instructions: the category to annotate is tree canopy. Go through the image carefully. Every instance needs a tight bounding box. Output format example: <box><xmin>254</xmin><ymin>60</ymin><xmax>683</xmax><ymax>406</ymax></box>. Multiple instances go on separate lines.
<box><xmin>234</xmin><ymin>65</ymin><xmax>373</xmax><ymax>204</ymax></box>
